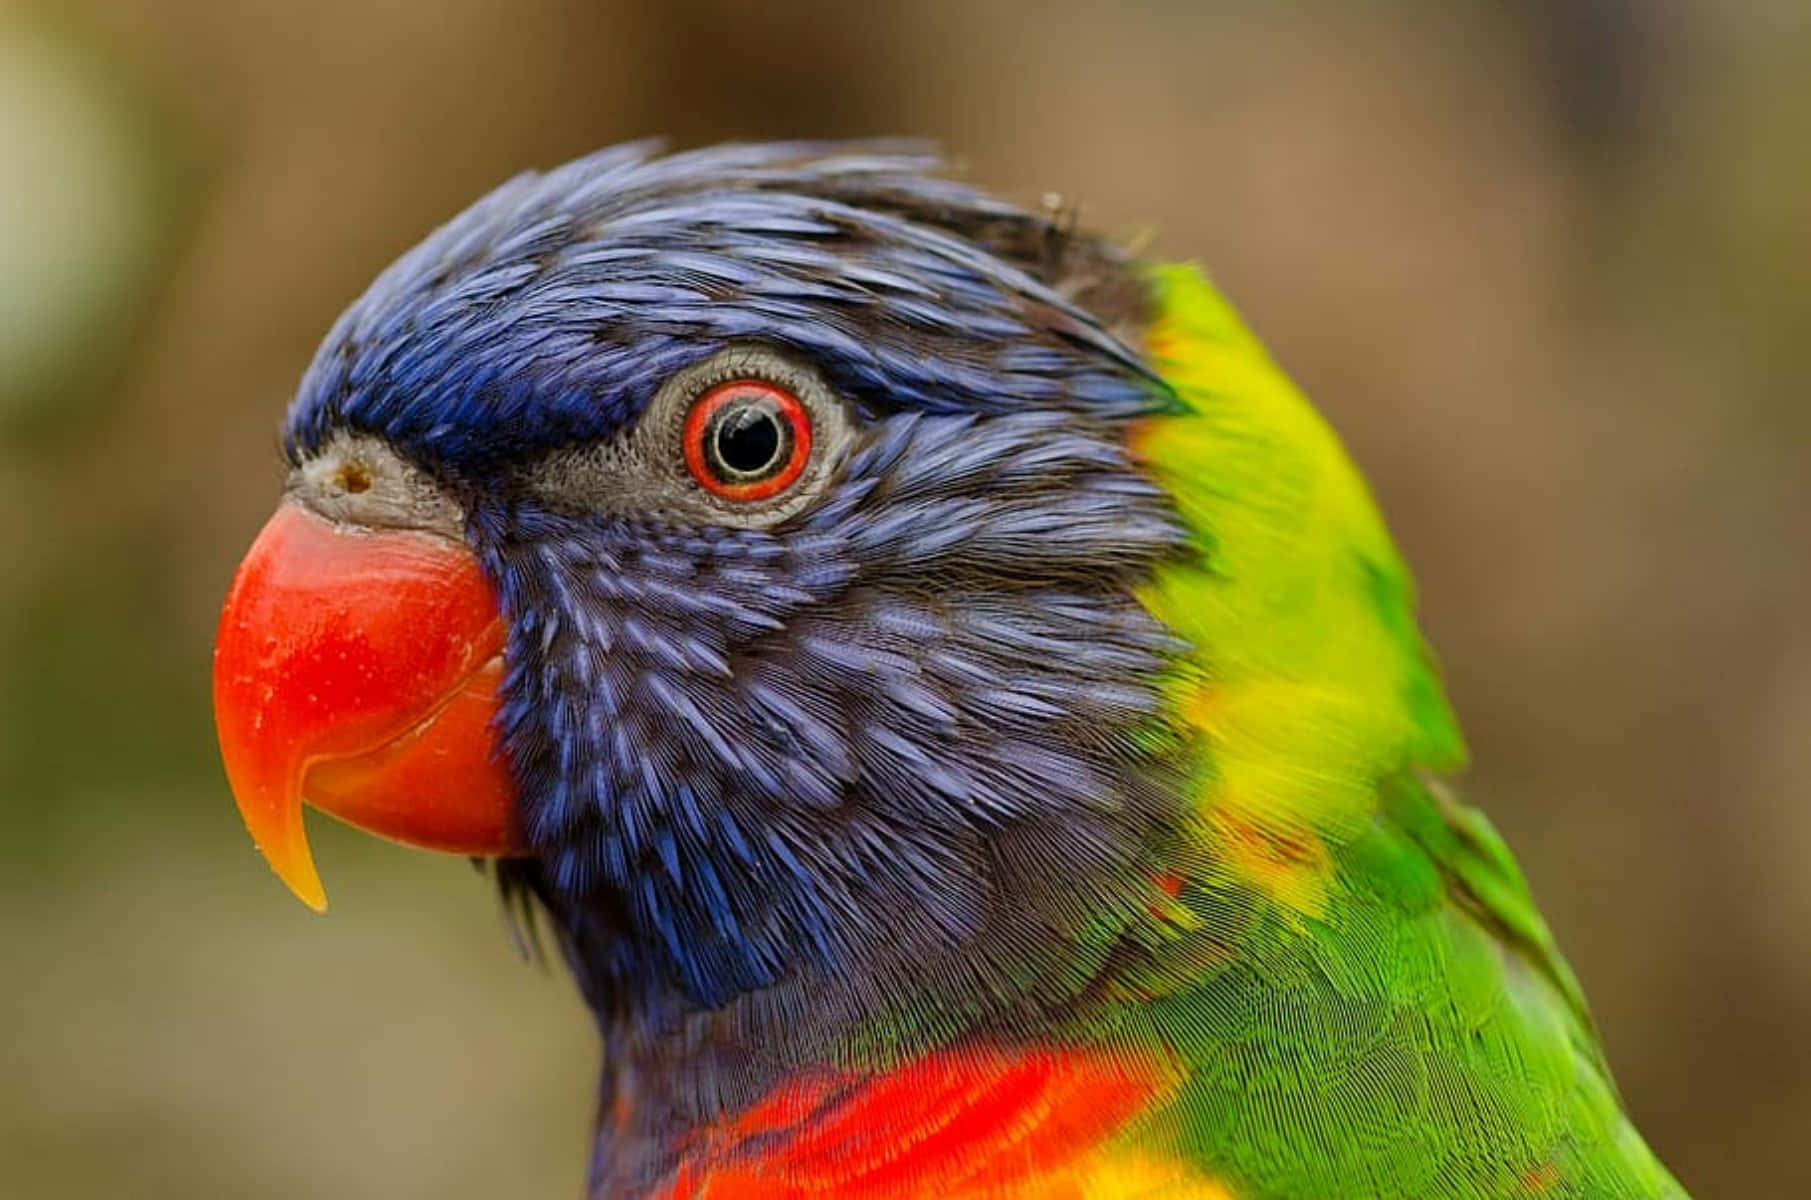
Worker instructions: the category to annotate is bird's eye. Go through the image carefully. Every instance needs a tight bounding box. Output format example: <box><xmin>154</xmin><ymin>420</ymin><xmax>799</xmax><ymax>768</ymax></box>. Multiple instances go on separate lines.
<box><xmin>682</xmin><ymin>380</ymin><xmax>813</xmax><ymax>502</ymax></box>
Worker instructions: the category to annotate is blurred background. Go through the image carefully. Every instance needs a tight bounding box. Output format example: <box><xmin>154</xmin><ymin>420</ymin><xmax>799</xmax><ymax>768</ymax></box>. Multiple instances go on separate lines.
<box><xmin>1</xmin><ymin>0</ymin><xmax>1805</xmax><ymax>1195</ymax></box>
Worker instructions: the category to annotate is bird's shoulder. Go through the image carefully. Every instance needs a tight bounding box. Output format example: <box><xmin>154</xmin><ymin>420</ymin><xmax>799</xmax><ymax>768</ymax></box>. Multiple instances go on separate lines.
<box><xmin>1093</xmin><ymin>263</ymin><xmax>1679</xmax><ymax>1197</ymax></box>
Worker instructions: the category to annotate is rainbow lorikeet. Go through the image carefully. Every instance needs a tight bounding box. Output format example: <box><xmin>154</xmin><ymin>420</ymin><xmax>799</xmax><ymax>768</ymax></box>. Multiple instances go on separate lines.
<box><xmin>213</xmin><ymin>143</ymin><xmax>1686</xmax><ymax>1199</ymax></box>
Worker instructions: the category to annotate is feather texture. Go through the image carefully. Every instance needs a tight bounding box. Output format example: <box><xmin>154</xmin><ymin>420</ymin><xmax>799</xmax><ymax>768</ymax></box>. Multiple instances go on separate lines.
<box><xmin>618</xmin><ymin>264</ymin><xmax>1686</xmax><ymax>1199</ymax></box>
<box><xmin>279</xmin><ymin>144</ymin><xmax>1685</xmax><ymax>1198</ymax></box>
<box><xmin>1104</xmin><ymin>265</ymin><xmax>1680</xmax><ymax>1197</ymax></box>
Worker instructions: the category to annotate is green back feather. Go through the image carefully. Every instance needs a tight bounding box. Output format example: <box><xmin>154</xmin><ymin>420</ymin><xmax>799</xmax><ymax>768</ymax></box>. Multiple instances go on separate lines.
<box><xmin>1101</xmin><ymin>264</ymin><xmax>1683</xmax><ymax>1198</ymax></box>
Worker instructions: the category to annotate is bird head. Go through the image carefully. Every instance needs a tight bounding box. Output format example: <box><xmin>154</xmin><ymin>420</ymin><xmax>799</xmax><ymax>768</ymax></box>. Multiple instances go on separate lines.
<box><xmin>214</xmin><ymin>143</ymin><xmax>1190</xmax><ymax>1019</ymax></box>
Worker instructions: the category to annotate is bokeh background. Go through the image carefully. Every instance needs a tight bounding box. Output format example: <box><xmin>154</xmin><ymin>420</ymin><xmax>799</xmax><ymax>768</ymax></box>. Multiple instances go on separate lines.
<box><xmin>2</xmin><ymin>1</ymin><xmax>1806</xmax><ymax>1195</ymax></box>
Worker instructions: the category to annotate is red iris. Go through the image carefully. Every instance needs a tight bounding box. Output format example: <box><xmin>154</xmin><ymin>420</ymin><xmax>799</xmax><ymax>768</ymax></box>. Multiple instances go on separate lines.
<box><xmin>682</xmin><ymin>379</ymin><xmax>812</xmax><ymax>502</ymax></box>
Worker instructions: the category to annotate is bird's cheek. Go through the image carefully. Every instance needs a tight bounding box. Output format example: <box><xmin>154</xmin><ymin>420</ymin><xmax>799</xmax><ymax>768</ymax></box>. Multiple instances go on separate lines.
<box><xmin>212</xmin><ymin>500</ymin><xmax>523</xmax><ymax>911</ymax></box>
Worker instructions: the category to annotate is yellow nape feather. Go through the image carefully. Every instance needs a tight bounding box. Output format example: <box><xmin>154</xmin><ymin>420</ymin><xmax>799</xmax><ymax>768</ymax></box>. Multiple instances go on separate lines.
<box><xmin>1131</xmin><ymin>264</ymin><xmax>1465</xmax><ymax>906</ymax></box>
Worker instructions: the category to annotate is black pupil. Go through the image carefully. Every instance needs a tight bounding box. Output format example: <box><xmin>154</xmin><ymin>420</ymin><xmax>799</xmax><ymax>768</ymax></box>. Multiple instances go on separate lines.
<box><xmin>709</xmin><ymin>399</ymin><xmax>787</xmax><ymax>479</ymax></box>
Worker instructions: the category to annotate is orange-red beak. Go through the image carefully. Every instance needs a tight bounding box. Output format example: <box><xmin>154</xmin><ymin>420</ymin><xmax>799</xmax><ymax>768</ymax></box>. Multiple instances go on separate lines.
<box><xmin>212</xmin><ymin>501</ymin><xmax>525</xmax><ymax>910</ymax></box>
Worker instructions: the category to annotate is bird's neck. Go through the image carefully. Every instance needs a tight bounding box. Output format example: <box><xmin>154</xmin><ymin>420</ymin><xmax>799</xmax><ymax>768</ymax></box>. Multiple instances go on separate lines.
<box><xmin>524</xmin><ymin>844</ymin><xmax>1183</xmax><ymax>1198</ymax></box>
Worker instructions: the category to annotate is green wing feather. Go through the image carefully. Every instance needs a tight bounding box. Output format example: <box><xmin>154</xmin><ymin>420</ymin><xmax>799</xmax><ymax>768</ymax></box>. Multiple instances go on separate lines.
<box><xmin>1098</xmin><ymin>264</ymin><xmax>1683</xmax><ymax>1198</ymax></box>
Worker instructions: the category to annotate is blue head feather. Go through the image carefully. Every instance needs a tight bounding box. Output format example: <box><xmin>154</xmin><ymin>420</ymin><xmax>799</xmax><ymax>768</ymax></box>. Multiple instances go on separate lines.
<box><xmin>285</xmin><ymin>143</ymin><xmax>1187</xmax><ymax>1057</ymax></box>
<box><xmin>289</xmin><ymin>142</ymin><xmax>1156</xmax><ymax>470</ymax></box>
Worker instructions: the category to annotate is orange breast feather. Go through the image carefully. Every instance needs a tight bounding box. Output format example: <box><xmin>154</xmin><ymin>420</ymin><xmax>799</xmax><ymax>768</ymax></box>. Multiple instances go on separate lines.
<box><xmin>657</xmin><ymin>1046</ymin><xmax>1234</xmax><ymax>1200</ymax></box>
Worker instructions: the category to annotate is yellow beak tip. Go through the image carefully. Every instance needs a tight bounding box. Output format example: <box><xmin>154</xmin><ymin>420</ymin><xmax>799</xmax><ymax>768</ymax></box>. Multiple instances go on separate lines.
<box><xmin>255</xmin><ymin>840</ymin><xmax>329</xmax><ymax>913</ymax></box>
<box><xmin>281</xmin><ymin>870</ymin><xmax>329</xmax><ymax>914</ymax></box>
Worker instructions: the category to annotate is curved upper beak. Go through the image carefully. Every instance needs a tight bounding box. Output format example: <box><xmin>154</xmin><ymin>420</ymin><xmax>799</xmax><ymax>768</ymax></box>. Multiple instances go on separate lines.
<box><xmin>212</xmin><ymin>500</ymin><xmax>524</xmax><ymax>910</ymax></box>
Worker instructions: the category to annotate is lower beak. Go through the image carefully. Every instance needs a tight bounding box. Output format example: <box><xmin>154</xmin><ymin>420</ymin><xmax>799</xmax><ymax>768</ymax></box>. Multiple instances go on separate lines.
<box><xmin>212</xmin><ymin>500</ymin><xmax>523</xmax><ymax>911</ymax></box>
